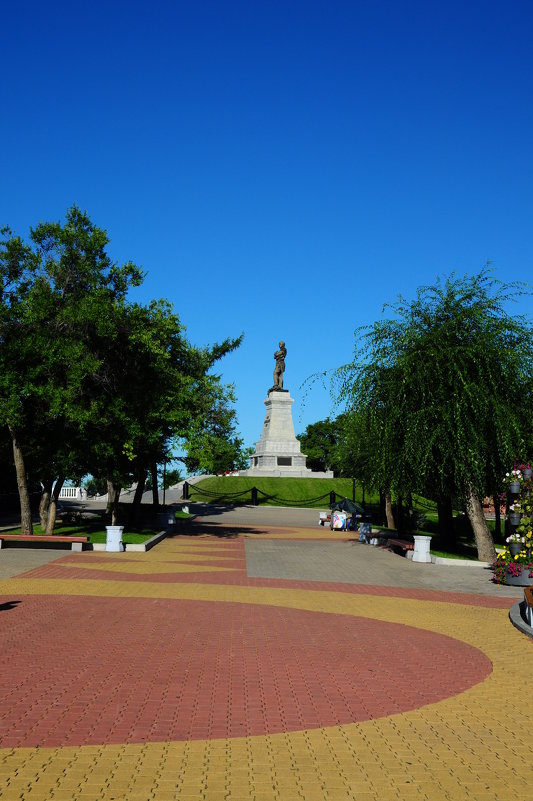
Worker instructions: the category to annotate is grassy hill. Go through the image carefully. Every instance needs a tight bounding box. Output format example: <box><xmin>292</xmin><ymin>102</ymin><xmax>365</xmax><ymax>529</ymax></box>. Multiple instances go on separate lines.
<box><xmin>186</xmin><ymin>475</ymin><xmax>380</xmax><ymax>508</ymax></box>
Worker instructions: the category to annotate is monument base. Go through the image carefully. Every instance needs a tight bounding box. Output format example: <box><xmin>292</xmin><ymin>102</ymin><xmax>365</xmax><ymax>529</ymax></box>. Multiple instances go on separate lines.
<box><xmin>244</xmin><ymin>389</ymin><xmax>333</xmax><ymax>479</ymax></box>
<box><xmin>241</xmin><ymin>468</ymin><xmax>334</xmax><ymax>478</ymax></box>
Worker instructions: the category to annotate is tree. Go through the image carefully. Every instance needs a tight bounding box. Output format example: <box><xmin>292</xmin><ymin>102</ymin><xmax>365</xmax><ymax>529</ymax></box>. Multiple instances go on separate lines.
<box><xmin>335</xmin><ymin>269</ymin><xmax>533</xmax><ymax>561</ymax></box>
<box><xmin>296</xmin><ymin>417</ymin><xmax>343</xmax><ymax>474</ymax></box>
<box><xmin>86</xmin><ymin>300</ymin><xmax>242</xmax><ymax>521</ymax></box>
<box><xmin>0</xmin><ymin>207</ymin><xmax>243</xmax><ymax>530</ymax></box>
<box><xmin>0</xmin><ymin>208</ymin><xmax>144</xmax><ymax>533</ymax></box>
<box><xmin>181</xmin><ymin>383</ymin><xmax>247</xmax><ymax>475</ymax></box>
<box><xmin>161</xmin><ymin>465</ymin><xmax>182</xmax><ymax>491</ymax></box>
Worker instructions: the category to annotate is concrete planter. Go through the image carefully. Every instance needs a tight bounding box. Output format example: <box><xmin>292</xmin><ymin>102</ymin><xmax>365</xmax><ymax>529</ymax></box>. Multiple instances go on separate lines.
<box><xmin>504</xmin><ymin>571</ymin><xmax>533</xmax><ymax>587</ymax></box>
<box><xmin>105</xmin><ymin>525</ymin><xmax>124</xmax><ymax>552</ymax></box>
<box><xmin>413</xmin><ymin>534</ymin><xmax>432</xmax><ymax>563</ymax></box>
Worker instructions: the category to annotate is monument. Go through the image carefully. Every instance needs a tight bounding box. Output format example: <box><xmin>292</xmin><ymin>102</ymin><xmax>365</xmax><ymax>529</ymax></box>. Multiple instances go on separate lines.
<box><xmin>245</xmin><ymin>341</ymin><xmax>333</xmax><ymax>478</ymax></box>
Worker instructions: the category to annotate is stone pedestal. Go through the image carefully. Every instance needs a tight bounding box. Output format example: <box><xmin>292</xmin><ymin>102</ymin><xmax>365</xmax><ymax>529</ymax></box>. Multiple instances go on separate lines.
<box><xmin>106</xmin><ymin>525</ymin><xmax>124</xmax><ymax>552</ymax></box>
<box><xmin>413</xmin><ymin>535</ymin><xmax>432</xmax><ymax>563</ymax></box>
<box><xmin>245</xmin><ymin>390</ymin><xmax>333</xmax><ymax>478</ymax></box>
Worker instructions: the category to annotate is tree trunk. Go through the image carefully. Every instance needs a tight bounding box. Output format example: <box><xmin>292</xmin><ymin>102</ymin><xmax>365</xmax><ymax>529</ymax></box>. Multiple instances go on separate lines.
<box><xmin>492</xmin><ymin>490</ymin><xmax>501</xmax><ymax>540</ymax></box>
<box><xmin>9</xmin><ymin>426</ymin><xmax>33</xmax><ymax>535</ymax></box>
<box><xmin>464</xmin><ymin>483</ymin><xmax>496</xmax><ymax>562</ymax></box>
<box><xmin>107</xmin><ymin>480</ymin><xmax>122</xmax><ymax>526</ymax></box>
<box><xmin>437</xmin><ymin>496</ymin><xmax>455</xmax><ymax>549</ymax></box>
<box><xmin>151</xmin><ymin>462</ymin><xmax>159</xmax><ymax>508</ymax></box>
<box><xmin>106</xmin><ymin>480</ymin><xmax>114</xmax><ymax>516</ymax></box>
<box><xmin>45</xmin><ymin>477</ymin><xmax>64</xmax><ymax>536</ymax></box>
<box><xmin>129</xmin><ymin>468</ymin><xmax>147</xmax><ymax>525</ymax></box>
<box><xmin>39</xmin><ymin>479</ymin><xmax>53</xmax><ymax>531</ymax></box>
<box><xmin>385</xmin><ymin>491</ymin><xmax>396</xmax><ymax>529</ymax></box>
<box><xmin>396</xmin><ymin>495</ymin><xmax>404</xmax><ymax>532</ymax></box>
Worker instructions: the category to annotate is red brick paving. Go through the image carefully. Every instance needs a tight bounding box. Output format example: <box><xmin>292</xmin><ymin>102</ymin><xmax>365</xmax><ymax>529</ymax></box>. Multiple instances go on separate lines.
<box><xmin>19</xmin><ymin>537</ymin><xmax>514</xmax><ymax>608</ymax></box>
<box><xmin>0</xmin><ymin>593</ymin><xmax>491</xmax><ymax>748</ymax></box>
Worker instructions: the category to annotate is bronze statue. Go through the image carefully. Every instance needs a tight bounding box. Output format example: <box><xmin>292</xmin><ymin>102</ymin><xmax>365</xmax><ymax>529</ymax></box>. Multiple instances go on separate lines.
<box><xmin>272</xmin><ymin>341</ymin><xmax>287</xmax><ymax>390</ymax></box>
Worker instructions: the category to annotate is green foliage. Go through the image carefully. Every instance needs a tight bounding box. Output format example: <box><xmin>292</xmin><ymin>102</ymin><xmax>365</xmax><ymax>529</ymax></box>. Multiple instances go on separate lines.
<box><xmin>0</xmin><ymin>206</ymin><xmax>243</xmax><ymax>529</ymax></box>
<box><xmin>180</xmin><ymin>384</ymin><xmax>247</xmax><ymax>475</ymax></box>
<box><xmin>335</xmin><ymin>269</ymin><xmax>533</xmax><ymax>501</ymax></box>
<box><xmin>83</xmin><ymin>476</ymin><xmax>108</xmax><ymax>497</ymax></box>
<box><xmin>296</xmin><ymin>417</ymin><xmax>342</xmax><ymax>474</ymax></box>
<box><xmin>161</xmin><ymin>467</ymin><xmax>182</xmax><ymax>490</ymax></box>
<box><xmin>333</xmin><ymin>268</ymin><xmax>533</xmax><ymax>559</ymax></box>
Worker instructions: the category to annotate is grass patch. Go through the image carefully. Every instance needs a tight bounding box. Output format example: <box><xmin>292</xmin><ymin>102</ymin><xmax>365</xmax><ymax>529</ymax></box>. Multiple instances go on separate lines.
<box><xmin>8</xmin><ymin>522</ymin><xmax>157</xmax><ymax>544</ymax></box>
<box><xmin>87</xmin><ymin>529</ymin><xmax>158</xmax><ymax>544</ymax></box>
<box><xmin>429</xmin><ymin>549</ymin><xmax>479</xmax><ymax>561</ymax></box>
<box><xmin>189</xmin><ymin>476</ymin><xmax>378</xmax><ymax>508</ymax></box>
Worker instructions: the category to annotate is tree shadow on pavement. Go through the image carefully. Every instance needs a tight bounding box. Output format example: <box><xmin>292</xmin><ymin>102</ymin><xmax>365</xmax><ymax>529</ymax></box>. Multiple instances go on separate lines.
<box><xmin>168</xmin><ymin>521</ymin><xmax>269</xmax><ymax>538</ymax></box>
<box><xmin>0</xmin><ymin>600</ymin><xmax>21</xmax><ymax>612</ymax></box>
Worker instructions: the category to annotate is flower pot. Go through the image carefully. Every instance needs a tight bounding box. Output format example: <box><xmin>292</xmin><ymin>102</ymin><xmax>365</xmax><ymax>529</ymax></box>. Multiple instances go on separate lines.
<box><xmin>509</xmin><ymin>513</ymin><xmax>521</xmax><ymax>526</ymax></box>
<box><xmin>509</xmin><ymin>481</ymin><xmax>521</xmax><ymax>494</ymax></box>
<box><xmin>505</xmin><ymin>571</ymin><xmax>533</xmax><ymax>586</ymax></box>
<box><xmin>509</xmin><ymin>542</ymin><xmax>522</xmax><ymax>557</ymax></box>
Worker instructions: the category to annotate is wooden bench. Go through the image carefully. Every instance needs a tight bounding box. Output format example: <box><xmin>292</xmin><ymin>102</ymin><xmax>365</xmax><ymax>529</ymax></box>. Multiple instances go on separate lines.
<box><xmin>387</xmin><ymin>538</ymin><xmax>415</xmax><ymax>557</ymax></box>
<box><xmin>0</xmin><ymin>534</ymin><xmax>88</xmax><ymax>552</ymax></box>
<box><xmin>524</xmin><ymin>586</ymin><xmax>533</xmax><ymax>627</ymax></box>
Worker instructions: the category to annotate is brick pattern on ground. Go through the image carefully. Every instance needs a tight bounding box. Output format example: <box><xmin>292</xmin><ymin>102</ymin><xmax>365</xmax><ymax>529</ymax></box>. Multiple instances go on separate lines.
<box><xmin>0</xmin><ymin>524</ymin><xmax>531</xmax><ymax>801</ymax></box>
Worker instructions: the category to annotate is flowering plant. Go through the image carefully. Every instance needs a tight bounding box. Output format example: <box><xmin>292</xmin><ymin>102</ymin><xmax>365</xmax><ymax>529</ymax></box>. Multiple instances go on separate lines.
<box><xmin>514</xmin><ymin>496</ymin><xmax>532</xmax><ymax>534</ymax></box>
<box><xmin>492</xmin><ymin>548</ymin><xmax>533</xmax><ymax>583</ymax></box>
<box><xmin>502</xmin><ymin>469</ymin><xmax>523</xmax><ymax>486</ymax></box>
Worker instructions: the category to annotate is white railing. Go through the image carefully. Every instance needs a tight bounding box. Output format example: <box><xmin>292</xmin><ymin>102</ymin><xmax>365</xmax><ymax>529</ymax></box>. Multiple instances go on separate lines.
<box><xmin>58</xmin><ymin>486</ymin><xmax>86</xmax><ymax>500</ymax></box>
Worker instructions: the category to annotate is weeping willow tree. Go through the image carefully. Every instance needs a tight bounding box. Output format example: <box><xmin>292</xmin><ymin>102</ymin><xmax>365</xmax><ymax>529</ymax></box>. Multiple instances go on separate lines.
<box><xmin>334</xmin><ymin>268</ymin><xmax>533</xmax><ymax>562</ymax></box>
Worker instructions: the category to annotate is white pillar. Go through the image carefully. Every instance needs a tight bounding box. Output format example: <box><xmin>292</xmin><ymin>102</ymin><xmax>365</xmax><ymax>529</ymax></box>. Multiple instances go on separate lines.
<box><xmin>413</xmin><ymin>535</ymin><xmax>432</xmax><ymax>563</ymax></box>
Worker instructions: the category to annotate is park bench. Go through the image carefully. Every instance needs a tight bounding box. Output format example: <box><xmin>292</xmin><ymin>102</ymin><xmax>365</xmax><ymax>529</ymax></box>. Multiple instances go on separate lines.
<box><xmin>0</xmin><ymin>534</ymin><xmax>88</xmax><ymax>552</ymax></box>
<box><xmin>523</xmin><ymin>586</ymin><xmax>533</xmax><ymax>627</ymax></box>
<box><xmin>386</xmin><ymin>538</ymin><xmax>415</xmax><ymax>557</ymax></box>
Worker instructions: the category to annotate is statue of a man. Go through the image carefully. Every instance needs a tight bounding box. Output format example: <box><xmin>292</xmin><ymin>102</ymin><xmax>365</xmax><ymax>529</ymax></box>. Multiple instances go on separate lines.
<box><xmin>272</xmin><ymin>341</ymin><xmax>287</xmax><ymax>390</ymax></box>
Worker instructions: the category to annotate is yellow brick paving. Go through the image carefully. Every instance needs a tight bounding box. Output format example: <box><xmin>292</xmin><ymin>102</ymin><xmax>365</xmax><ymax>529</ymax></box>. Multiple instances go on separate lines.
<box><xmin>0</xmin><ymin>537</ymin><xmax>532</xmax><ymax>800</ymax></box>
<box><xmin>56</xmin><ymin>560</ymin><xmax>240</xmax><ymax>575</ymax></box>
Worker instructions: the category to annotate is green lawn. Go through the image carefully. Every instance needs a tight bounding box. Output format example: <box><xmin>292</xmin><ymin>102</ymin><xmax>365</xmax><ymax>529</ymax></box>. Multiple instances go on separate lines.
<box><xmin>86</xmin><ymin>529</ymin><xmax>159</xmax><ymax>544</ymax></box>
<box><xmin>429</xmin><ymin>549</ymin><xmax>479</xmax><ymax>560</ymax></box>
<box><xmin>8</xmin><ymin>523</ymin><xmax>157</xmax><ymax>544</ymax></box>
<box><xmin>188</xmin><ymin>476</ymin><xmax>378</xmax><ymax>508</ymax></box>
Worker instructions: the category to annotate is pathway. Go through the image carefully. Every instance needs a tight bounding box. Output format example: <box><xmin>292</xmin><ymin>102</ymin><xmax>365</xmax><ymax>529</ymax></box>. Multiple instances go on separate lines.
<box><xmin>0</xmin><ymin>516</ymin><xmax>531</xmax><ymax>800</ymax></box>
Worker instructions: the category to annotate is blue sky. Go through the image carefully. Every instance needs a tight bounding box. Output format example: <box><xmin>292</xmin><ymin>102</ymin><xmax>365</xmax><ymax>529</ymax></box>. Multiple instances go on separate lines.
<box><xmin>2</xmin><ymin>0</ymin><xmax>532</xmax><ymax>451</ymax></box>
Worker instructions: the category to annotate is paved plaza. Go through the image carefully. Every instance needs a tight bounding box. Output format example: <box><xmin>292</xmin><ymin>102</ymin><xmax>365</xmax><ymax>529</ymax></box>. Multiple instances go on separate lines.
<box><xmin>0</xmin><ymin>511</ymin><xmax>532</xmax><ymax>800</ymax></box>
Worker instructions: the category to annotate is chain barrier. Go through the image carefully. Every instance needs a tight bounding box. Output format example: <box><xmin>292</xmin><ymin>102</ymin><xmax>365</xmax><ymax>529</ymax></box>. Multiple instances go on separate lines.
<box><xmin>188</xmin><ymin>484</ymin><xmax>251</xmax><ymax>500</ymax></box>
<box><xmin>255</xmin><ymin>488</ymin><xmax>334</xmax><ymax>507</ymax></box>
<box><xmin>187</xmin><ymin>483</ymin><xmax>337</xmax><ymax>508</ymax></box>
